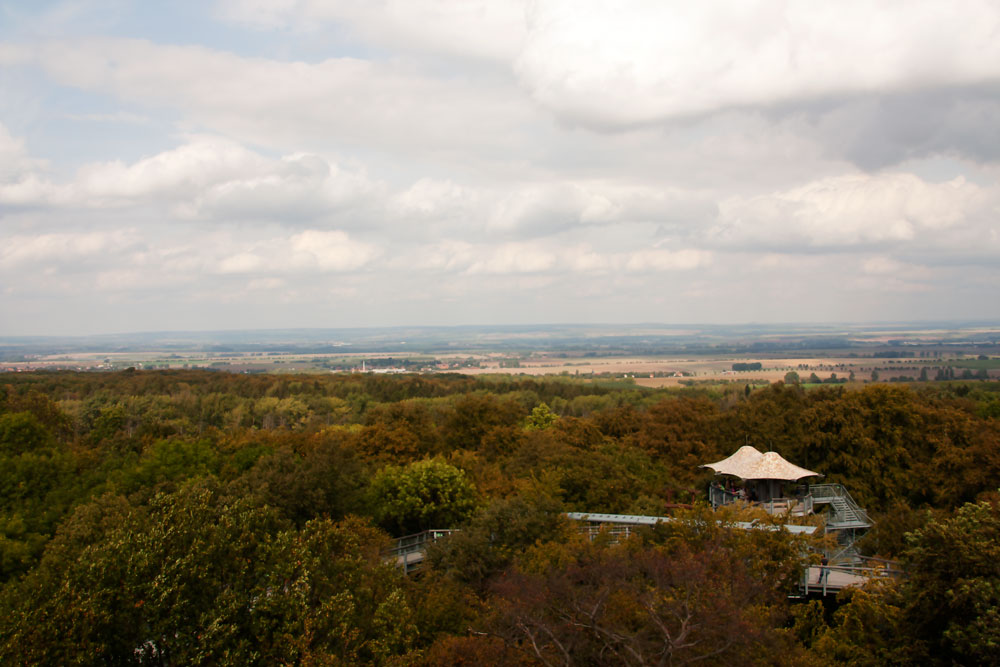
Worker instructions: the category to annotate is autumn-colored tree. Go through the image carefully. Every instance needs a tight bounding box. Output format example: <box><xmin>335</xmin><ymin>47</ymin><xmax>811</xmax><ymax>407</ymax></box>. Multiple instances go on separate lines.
<box><xmin>429</xmin><ymin>487</ymin><xmax>569</xmax><ymax>589</ymax></box>
<box><xmin>629</xmin><ymin>396</ymin><xmax>722</xmax><ymax>485</ymax></box>
<box><xmin>484</xmin><ymin>526</ymin><xmax>809</xmax><ymax>666</ymax></box>
<box><xmin>237</xmin><ymin>431</ymin><xmax>368</xmax><ymax>525</ymax></box>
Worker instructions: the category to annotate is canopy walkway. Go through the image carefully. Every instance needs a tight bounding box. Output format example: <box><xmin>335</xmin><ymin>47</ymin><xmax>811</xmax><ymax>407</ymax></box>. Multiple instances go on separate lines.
<box><xmin>383</xmin><ymin>529</ymin><xmax>455</xmax><ymax>574</ymax></box>
<box><xmin>383</xmin><ymin>513</ymin><xmax>817</xmax><ymax>575</ymax></box>
<box><xmin>799</xmin><ymin>558</ymin><xmax>904</xmax><ymax>597</ymax></box>
<box><xmin>383</xmin><ymin>512</ymin><xmax>898</xmax><ymax>598</ymax></box>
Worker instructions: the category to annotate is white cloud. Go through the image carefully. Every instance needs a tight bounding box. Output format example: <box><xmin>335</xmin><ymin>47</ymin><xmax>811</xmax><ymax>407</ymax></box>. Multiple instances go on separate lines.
<box><xmin>852</xmin><ymin>274</ymin><xmax>931</xmax><ymax>294</ymax></box>
<box><xmin>390</xmin><ymin>178</ymin><xmax>481</xmax><ymax>225</ymax></box>
<box><xmin>0</xmin><ymin>230</ymin><xmax>136</xmax><ymax>267</ymax></box>
<box><xmin>862</xmin><ymin>256</ymin><xmax>905</xmax><ymax>275</ymax></box>
<box><xmin>624</xmin><ymin>248</ymin><xmax>711</xmax><ymax>272</ymax></box>
<box><xmin>288</xmin><ymin>229</ymin><xmax>378</xmax><ymax>271</ymax></box>
<box><xmin>402</xmin><ymin>240</ymin><xmax>477</xmax><ymax>272</ymax></box>
<box><xmin>216</xmin><ymin>0</ymin><xmax>528</xmax><ymax>63</ymax></box>
<box><xmin>488</xmin><ymin>183</ymin><xmax>620</xmax><ymax>232</ymax></box>
<box><xmin>0</xmin><ymin>122</ymin><xmax>47</xmax><ymax>182</ymax></box>
<box><xmin>2</xmin><ymin>3</ymin><xmax>1000</xmax><ymax>331</ymax></box>
<box><xmin>1</xmin><ymin>225</ymin><xmax>377</xmax><ymax>296</ymax></box>
<box><xmin>713</xmin><ymin>172</ymin><xmax>994</xmax><ymax>248</ymax></box>
<box><xmin>0</xmin><ymin>135</ymin><xmax>378</xmax><ymax>221</ymax></box>
<box><xmin>8</xmin><ymin>37</ymin><xmax>533</xmax><ymax>158</ymax></box>
<box><xmin>187</xmin><ymin>152</ymin><xmax>380</xmax><ymax>221</ymax></box>
<box><xmin>245</xmin><ymin>277</ymin><xmax>286</xmax><ymax>290</ymax></box>
<box><xmin>217</xmin><ymin>252</ymin><xmax>267</xmax><ymax>274</ymax></box>
<box><xmin>214</xmin><ymin>230</ymin><xmax>378</xmax><ymax>274</ymax></box>
<box><xmin>73</xmin><ymin>136</ymin><xmax>268</xmax><ymax>203</ymax></box>
<box><xmin>467</xmin><ymin>243</ymin><xmax>556</xmax><ymax>274</ymax></box>
<box><xmin>399</xmin><ymin>240</ymin><xmax>710</xmax><ymax>276</ymax></box>
<box><xmin>0</xmin><ymin>174</ymin><xmax>66</xmax><ymax>207</ymax></box>
<box><xmin>65</xmin><ymin>111</ymin><xmax>153</xmax><ymax>125</ymax></box>
<box><xmin>562</xmin><ymin>244</ymin><xmax>610</xmax><ymax>272</ymax></box>
<box><xmin>516</xmin><ymin>0</ymin><xmax>1000</xmax><ymax>128</ymax></box>
<box><xmin>386</xmin><ymin>177</ymin><xmax>709</xmax><ymax>238</ymax></box>
<box><xmin>93</xmin><ymin>267</ymin><xmax>196</xmax><ymax>291</ymax></box>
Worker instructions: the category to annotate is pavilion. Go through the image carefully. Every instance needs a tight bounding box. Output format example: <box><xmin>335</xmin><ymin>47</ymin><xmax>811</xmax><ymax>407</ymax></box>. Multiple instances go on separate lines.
<box><xmin>701</xmin><ymin>445</ymin><xmax>821</xmax><ymax>513</ymax></box>
<box><xmin>701</xmin><ymin>445</ymin><xmax>873</xmax><ymax>561</ymax></box>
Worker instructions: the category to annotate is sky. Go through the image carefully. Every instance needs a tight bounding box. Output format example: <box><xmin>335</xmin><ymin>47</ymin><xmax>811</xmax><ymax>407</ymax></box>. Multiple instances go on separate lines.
<box><xmin>1</xmin><ymin>0</ymin><xmax>999</xmax><ymax>336</ymax></box>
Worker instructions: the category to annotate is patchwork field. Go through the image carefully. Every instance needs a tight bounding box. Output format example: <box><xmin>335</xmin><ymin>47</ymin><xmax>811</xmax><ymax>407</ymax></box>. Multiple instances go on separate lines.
<box><xmin>4</xmin><ymin>324</ymin><xmax>999</xmax><ymax>385</ymax></box>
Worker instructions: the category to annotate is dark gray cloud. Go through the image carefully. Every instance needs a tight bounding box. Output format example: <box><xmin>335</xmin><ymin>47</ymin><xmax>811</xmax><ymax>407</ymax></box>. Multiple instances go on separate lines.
<box><xmin>809</xmin><ymin>88</ymin><xmax>1000</xmax><ymax>170</ymax></box>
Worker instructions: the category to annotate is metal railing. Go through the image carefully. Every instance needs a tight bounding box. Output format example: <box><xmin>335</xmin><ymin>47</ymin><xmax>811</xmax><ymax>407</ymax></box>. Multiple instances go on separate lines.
<box><xmin>810</xmin><ymin>484</ymin><xmax>873</xmax><ymax>528</ymax></box>
<box><xmin>801</xmin><ymin>561</ymin><xmax>903</xmax><ymax>596</ymax></box>
<box><xmin>708</xmin><ymin>485</ymin><xmax>740</xmax><ymax>509</ymax></box>
<box><xmin>710</xmin><ymin>485</ymin><xmax>814</xmax><ymax>516</ymax></box>
<box><xmin>384</xmin><ymin>529</ymin><xmax>456</xmax><ymax>574</ymax></box>
<box><xmin>579</xmin><ymin>524</ymin><xmax>639</xmax><ymax>542</ymax></box>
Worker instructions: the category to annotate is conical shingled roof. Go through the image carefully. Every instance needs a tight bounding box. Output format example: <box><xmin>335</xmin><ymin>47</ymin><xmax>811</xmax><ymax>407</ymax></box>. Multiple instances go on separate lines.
<box><xmin>701</xmin><ymin>446</ymin><xmax>820</xmax><ymax>481</ymax></box>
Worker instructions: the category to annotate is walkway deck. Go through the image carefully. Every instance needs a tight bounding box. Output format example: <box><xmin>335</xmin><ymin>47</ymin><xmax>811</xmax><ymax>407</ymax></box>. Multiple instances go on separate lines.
<box><xmin>384</xmin><ymin>529</ymin><xmax>454</xmax><ymax>574</ymax></box>
<box><xmin>384</xmin><ymin>514</ymin><xmax>901</xmax><ymax>598</ymax></box>
<box><xmin>800</xmin><ymin>563</ymin><xmax>901</xmax><ymax>596</ymax></box>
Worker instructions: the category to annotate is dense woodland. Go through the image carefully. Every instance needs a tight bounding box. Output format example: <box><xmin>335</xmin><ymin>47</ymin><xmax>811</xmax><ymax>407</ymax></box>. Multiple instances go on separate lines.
<box><xmin>0</xmin><ymin>370</ymin><xmax>998</xmax><ymax>665</ymax></box>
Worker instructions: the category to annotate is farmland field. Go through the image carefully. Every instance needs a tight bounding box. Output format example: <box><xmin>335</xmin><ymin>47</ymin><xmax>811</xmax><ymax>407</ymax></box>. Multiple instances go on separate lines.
<box><xmin>3</xmin><ymin>322</ymin><xmax>999</xmax><ymax>386</ymax></box>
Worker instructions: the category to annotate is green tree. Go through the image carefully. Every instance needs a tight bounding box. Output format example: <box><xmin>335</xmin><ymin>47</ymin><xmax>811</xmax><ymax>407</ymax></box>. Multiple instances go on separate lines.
<box><xmin>784</xmin><ymin>371</ymin><xmax>801</xmax><ymax>385</ymax></box>
<box><xmin>901</xmin><ymin>497</ymin><xmax>1000</xmax><ymax>665</ymax></box>
<box><xmin>0</xmin><ymin>412</ymin><xmax>50</xmax><ymax>455</ymax></box>
<box><xmin>524</xmin><ymin>402</ymin><xmax>558</xmax><ymax>430</ymax></box>
<box><xmin>806</xmin><ymin>581</ymin><xmax>907</xmax><ymax>665</ymax></box>
<box><xmin>0</xmin><ymin>411</ymin><xmax>75</xmax><ymax>581</ymax></box>
<box><xmin>369</xmin><ymin>458</ymin><xmax>478</xmax><ymax>535</ymax></box>
<box><xmin>0</xmin><ymin>483</ymin><xmax>417</xmax><ymax>665</ymax></box>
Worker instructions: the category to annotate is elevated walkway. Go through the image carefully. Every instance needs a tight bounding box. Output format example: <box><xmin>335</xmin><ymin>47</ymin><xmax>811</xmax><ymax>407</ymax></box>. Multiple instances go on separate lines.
<box><xmin>564</xmin><ymin>511</ymin><xmax>818</xmax><ymax>536</ymax></box>
<box><xmin>799</xmin><ymin>559</ymin><xmax>904</xmax><ymax>597</ymax></box>
<box><xmin>383</xmin><ymin>513</ymin><xmax>819</xmax><ymax>574</ymax></box>
<box><xmin>384</xmin><ymin>512</ymin><xmax>896</xmax><ymax>598</ymax></box>
<box><xmin>383</xmin><ymin>529</ymin><xmax>455</xmax><ymax>574</ymax></box>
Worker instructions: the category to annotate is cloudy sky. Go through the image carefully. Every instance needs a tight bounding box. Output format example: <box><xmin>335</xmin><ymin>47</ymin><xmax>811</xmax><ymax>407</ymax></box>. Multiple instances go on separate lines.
<box><xmin>1</xmin><ymin>0</ymin><xmax>999</xmax><ymax>336</ymax></box>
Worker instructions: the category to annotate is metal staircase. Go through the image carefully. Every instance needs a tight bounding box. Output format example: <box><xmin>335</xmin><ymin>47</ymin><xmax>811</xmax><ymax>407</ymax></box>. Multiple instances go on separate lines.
<box><xmin>810</xmin><ymin>484</ymin><xmax>872</xmax><ymax>530</ymax></box>
<box><xmin>808</xmin><ymin>483</ymin><xmax>873</xmax><ymax>562</ymax></box>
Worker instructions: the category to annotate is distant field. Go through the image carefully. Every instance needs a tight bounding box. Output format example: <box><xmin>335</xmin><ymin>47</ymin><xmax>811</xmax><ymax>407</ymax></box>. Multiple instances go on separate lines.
<box><xmin>456</xmin><ymin>354</ymin><xmax>996</xmax><ymax>386</ymax></box>
<box><xmin>3</xmin><ymin>322</ymin><xmax>999</xmax><ymax>384</ymax></box>
<box><xmin>3</xmin><ymin>350</ymin><xmax>998</xmax><ymax>385</ymax></box>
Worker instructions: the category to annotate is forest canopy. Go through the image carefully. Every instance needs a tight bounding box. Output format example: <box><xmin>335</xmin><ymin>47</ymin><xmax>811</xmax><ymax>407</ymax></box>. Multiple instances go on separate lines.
<box><xmin>0</xmin><ymin>370</ymin><xmax>998</xmax><ymax>664</ymax></box>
